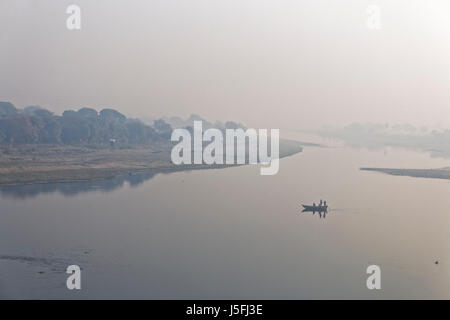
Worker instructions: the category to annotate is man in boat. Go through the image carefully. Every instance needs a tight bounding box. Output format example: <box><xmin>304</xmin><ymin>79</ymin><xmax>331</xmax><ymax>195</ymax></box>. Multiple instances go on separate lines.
<box><xmin>319</xmin><ymin>199</ymin><xmax>323</xmax><ymax>207</ymax></box>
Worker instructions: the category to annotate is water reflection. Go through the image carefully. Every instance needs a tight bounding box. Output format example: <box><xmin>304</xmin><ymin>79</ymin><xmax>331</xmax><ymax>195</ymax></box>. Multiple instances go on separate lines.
<box><xmin>2</xmin><ymin>140</ymin><xmax>450</xmax><ymax>298</ymax></box>
<box><xmin>301</xmin><ymin>204</ymin><xmax>328</xmax><ymax>219</ymax></box>
<box><xmin>0</xmin><ymin>172</ymin><xmax>157</xmax><ymax>199</ymax></box>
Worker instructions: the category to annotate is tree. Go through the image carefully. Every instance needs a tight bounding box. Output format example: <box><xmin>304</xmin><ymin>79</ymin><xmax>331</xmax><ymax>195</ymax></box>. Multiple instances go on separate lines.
<box><xmin>99</xmin><ymin>109</ymin><xmax>126</xmax><ymax>122</ymax></box>
<box><xmin>153</xmin><ymin>119</ymin><xmax>172</xmax><ymax>139</ymax></box>
<box><xmin>78</xmin><ymin>108</ymin><xmax>98</xmax><ymax>118</ymax></box>
<box><xmin>0</xmin><ymin>102</ymin><xmax>18</xmax><ymax>118</ymax></box>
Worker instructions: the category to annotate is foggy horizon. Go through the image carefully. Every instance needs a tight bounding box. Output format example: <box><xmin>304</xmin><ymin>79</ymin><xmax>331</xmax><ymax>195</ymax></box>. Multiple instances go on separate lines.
<box><xmin>2</xmin><ymin>0</ymin><xmax>450</xmax><ymax>130</ymax></box>
<box><xmin>3</xmin><ymin>0</ymin><xmax>450</xmax><ymax>304</ymax></box>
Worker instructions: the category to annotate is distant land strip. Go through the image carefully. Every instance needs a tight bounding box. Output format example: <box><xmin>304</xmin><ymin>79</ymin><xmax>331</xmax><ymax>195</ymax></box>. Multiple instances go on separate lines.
<box><xmin>0</xmin><ymin>140</ymin><xmax>304</xmax><ymax>186</ymax></box>
<box><xmin>360</xmin><ymin>167</ymin><xmax>450</xmax><ymax>180</ymax></box>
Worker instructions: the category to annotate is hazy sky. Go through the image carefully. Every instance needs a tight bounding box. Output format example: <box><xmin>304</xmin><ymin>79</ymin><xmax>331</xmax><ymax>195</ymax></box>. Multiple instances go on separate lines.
<box><xmin>1</xmin><ymin>0</ymin><xmax>450</xmax><ymax>129</ymax></box>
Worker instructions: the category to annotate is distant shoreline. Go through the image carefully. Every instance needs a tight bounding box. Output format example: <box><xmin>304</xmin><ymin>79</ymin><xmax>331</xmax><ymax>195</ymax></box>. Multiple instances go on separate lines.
<box><xmin>360</xmin><ymin>167</ymin><xmax>450</xmax><ymax>180</ymax></box>
<box><xmin>0</xmin><ymin>164</ymin><xmax>233</xmax><ymax>187</ymax></box>
<box><xmin>0</xmin><ymin>139</ymin><xmax>305</xmax><ymax>186</ymax></box>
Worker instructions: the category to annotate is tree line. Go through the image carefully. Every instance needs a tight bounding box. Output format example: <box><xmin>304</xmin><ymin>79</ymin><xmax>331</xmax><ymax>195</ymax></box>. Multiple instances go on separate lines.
<box><xmin>0</xmin><ymin>102</ymin><xmax>172</xmax><ymax>146</ymax></box>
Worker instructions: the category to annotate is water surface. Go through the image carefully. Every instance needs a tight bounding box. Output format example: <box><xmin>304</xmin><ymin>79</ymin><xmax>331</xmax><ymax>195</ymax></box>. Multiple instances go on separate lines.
<box><xmin>1</xmin><ymin>134</ymin><xmax>450</xmax><ymax>299</ymax></box>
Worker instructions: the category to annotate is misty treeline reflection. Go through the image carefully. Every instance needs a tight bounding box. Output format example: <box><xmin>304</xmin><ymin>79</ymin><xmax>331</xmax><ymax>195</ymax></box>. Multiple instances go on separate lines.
<box><xmin>0</xmin><ymin>172</ymin><xmax>157</xmax><ymax>199</ymax></box>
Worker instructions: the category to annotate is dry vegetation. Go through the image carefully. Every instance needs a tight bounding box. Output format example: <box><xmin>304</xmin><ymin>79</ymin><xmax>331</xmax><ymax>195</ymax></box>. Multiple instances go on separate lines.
<box><xmin>0</xmin><ymin>144</ymin><xmax>177</xmax><ymax>185</ymax></box>
<box><xmin>0</xmin><ymin>138</ymin><xmax>304</xmax><ymax>185</ymax></box>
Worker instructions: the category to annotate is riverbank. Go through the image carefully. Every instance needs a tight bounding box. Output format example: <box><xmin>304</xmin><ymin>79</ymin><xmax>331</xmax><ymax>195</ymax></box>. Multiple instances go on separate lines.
<box><xmin>0</xmin><ymin>139</ymin><xmax>304</xmax><ymax>186</ymax></box>
<box><xmin>360</xmin><ymin>167</ymin><xmax>450</xmax><ymax>180</ymax></box>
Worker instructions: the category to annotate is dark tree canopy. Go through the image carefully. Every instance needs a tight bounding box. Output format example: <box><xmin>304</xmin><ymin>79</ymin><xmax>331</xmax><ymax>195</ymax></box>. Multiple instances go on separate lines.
<box><xmin>77</xmin><ymin>107</ymin><xmax>98</xmax><ymax>118</ymax></box>
<box><xmin>99</xmin><ymin>109</ymin><xmax>126</xmax><ymax>122</ymax></box>
<box><xmin>0</xmin><ymin>102</ymin><xmax>18</xmax><ymax>118</ymax></box>
<box><xmin>0</xmin><ymin>102</ymin><xmax>172</xmax><ymax>146</ymax></box>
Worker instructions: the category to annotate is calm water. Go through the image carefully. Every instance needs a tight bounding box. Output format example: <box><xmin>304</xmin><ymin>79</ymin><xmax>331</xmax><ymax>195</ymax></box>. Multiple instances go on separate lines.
<box><xmin>1</xmin><ymin>134</ymin><xmax>450</xmax><ymax>299</ymax></box>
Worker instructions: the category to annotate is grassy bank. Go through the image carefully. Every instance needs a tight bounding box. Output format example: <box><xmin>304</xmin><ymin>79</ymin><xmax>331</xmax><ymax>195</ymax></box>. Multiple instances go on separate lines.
<box><xmin>361</xmin><ymin>167</ymin><xmax>450</xmax><ymax>180</ymax></box>
<box><xmin>0</xmin><ymin>139</ymin><xmax>304</xmax><ymax>186</ymax></box>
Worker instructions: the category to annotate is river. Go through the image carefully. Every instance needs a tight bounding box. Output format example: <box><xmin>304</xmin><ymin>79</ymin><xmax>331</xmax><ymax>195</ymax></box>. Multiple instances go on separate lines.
<box><xmin>1</xmin><ymin>133</ymin><xmax>450</xmax><ymax>299</ymax></box>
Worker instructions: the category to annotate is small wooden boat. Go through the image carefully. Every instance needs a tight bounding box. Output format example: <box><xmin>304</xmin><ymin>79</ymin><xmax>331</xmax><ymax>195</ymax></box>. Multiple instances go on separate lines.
<box><xmin>301</xmin><ymin>204</ymin><xmax>328</xmax><ymax>212</ymax></box>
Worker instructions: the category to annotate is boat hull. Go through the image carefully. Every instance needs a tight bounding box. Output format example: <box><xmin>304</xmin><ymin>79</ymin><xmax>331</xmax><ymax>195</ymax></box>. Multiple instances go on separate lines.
<box><xmin>301</xmin><ymin>204</ymin><xmax>328</xmax><ymax>212</ymax></box>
